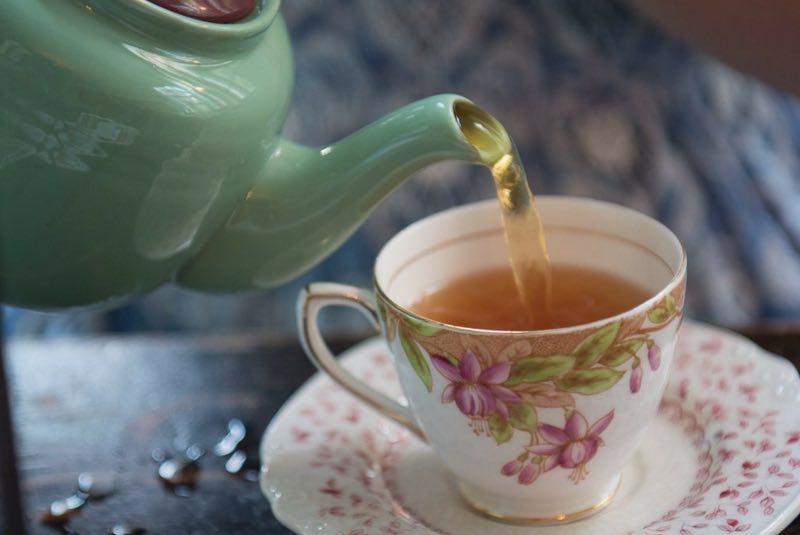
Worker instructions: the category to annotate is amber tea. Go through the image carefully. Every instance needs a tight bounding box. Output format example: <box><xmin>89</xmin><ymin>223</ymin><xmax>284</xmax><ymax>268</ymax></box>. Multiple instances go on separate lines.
<box><xmin>454</xmin><ymin>102</ymin><xmax>551</xmax><ymax>324</ymax></box>
<box><xmin>410</xmin><ymin>265</ymin><xmax>652</xmax><ymax>331</ymax></box>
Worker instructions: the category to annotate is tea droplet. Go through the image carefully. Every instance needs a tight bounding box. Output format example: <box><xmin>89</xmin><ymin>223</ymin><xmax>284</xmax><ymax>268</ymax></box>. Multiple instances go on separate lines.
<box><xmin>185</xmin><ymin>443</ymin><xmax>205</xmax><ymax>461</ymax></box>
<box><xmin>78</xmin><ymin>472</ymin><xmax>115</xmax><ymax>500</ymax></box>
<box><xmin>41</xmin><ymin>494</ymin><xmax>86</xmax><ymax>525</ymax></box>
<box><xmin>157</xmin><ymin>456</ymin><xmax>199</xmax><ymax>486</ymax></box>
<box><xmin>224</xmin><ymin>450</ymin><xmax>247</xmax><ymax>474</ymax></box>
<box><xmin>157</xmin><ymin>444</ymin><xmax>204</xmax><ymax>487</ymax></box>
<box><xmin>111</xmin><ymin>524</ymin><xmax>147</xmax><ymax>535</ymax></box>
<box><xmin>150</xmin><ymin>448</ymin><xmax>167</xmax><ymax>463</ymax></box>
<box><xmin>173</xmin><ymin>485</ymin><xmax>194</xmax><ymax>498</ymax></box>
<box><xmin>214</xmin><ymin>418</ymin><xmax>246</xmax><ymax>457</ymax></box>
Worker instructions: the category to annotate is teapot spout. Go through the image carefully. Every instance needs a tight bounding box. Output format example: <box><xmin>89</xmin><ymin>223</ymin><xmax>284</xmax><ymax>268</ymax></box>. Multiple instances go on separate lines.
<box><xmin>177</xmin><ymin>94</ymin><xmax>481</xmax><ymax>292</ymax></box>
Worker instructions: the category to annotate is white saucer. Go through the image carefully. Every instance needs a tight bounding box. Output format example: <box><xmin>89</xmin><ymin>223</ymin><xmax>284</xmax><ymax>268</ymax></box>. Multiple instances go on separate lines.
<box><xmin>260</xmin><ymin>321</ymin><xmax>800</xmax><ymax>534</ymax></box>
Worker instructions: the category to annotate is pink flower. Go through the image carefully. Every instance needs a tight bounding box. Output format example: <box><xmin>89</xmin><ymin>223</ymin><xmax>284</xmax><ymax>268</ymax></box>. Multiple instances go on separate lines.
<box><xmin>501</xmin><ymin>459</ymin><xmax>523</xmax><ymax>476</ymax></box>
<box><xmin>648</xmin><ymin>345</ymin><xmax>662</xmax><ymax>371</ymax></box>
<box><xmin>719</xmin><ymin>488</ymin><xmax>740</xmax><ymax>499</ymax></box>
<box><xmin>719</xmin><ymin>519</ymin><xmax>751</xmax><ymax>532</ymax></box>
<box><xmin>518</xmin><ymin>463</ymin><xmax>541</xmax><ymax>485</ymax></box>
<box><xmin>431</xmin><ymin>351</ymin><xmax>520</xmax><ymax>420</ymax></box>
<box><xmin>527</xmin><ymin>410</ymin><xmax>614</xmax><ymax>483</ymax></box>
<box><xmin>629</xmin><ymin>365</ymin><xmax>643</xmax><ymax>393</ymax></box>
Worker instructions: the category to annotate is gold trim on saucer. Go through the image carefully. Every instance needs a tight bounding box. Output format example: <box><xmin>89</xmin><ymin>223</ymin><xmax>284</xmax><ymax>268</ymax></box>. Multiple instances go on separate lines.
<box><xmin>458</xmin><ymin>477</ymin><xmax>620</xmax><ymax>526</ymax></box>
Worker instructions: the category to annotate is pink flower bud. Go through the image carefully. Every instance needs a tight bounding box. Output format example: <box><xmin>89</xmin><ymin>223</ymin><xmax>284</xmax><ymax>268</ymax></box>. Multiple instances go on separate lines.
<box><xmin>501</xmin><ymin>459</ymin><xmax>523</xmax><ymax>476</ymax></box>
<box><xmin>648</xmin><ymin>345</ymin><xmax>662</xmax><ymax>371</ymax></box>
<box><xmin>629</xmin><ymin>365</ymin><xmax>643</xmax><ymax>393</ymax></box>
<box><xmin>518</xmin><ymin>462</ymin><xmax>541</xmax><ymax>485</ymax></box>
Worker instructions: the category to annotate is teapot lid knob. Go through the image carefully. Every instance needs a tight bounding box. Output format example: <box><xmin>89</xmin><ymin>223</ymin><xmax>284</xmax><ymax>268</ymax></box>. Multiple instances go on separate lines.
<box><xmin>147</xmin><ymin>0</ymin><xmax>256</xmax><ymax>23</ymax></box>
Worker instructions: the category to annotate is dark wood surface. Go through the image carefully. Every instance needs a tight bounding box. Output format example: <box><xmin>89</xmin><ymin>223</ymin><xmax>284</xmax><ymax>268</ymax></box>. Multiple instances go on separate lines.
<box><xmin>5</xmin><ymin>327</ymin><xmax>800</xmax><ymax>535</ymax></box>
<box><xmin>1</xmin><ymin>332</ymin><xmax>25</xmax><ymax>535</ymax></box>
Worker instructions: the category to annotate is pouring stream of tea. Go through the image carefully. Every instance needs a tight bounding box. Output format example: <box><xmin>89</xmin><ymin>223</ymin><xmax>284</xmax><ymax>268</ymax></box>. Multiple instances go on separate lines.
<box><xmin>454</xmin><ymin>101</ymin><xmax>552</xmax><ymax>324</ymax></box>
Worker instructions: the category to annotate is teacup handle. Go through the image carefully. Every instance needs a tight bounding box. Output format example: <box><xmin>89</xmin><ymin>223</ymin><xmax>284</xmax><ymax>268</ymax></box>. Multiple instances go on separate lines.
<box><xmin>297</xmin><ymin>282</ymin><xmax>426</xmax><ymax>441</ymax></box>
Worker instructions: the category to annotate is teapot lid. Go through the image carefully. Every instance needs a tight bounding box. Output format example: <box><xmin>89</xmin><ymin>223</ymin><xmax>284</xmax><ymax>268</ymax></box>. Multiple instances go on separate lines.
<box><xmin>147</xmin><ymin>0</ymin><xmax>256</xmax><ymax>23</ymax></box>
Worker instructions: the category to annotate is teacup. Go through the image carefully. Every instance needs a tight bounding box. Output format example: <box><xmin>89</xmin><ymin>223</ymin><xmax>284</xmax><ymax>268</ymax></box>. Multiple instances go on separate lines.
<box><xmin>297</xmin><ymin>197</ymin><xmax>686</xmax><ymax>524</ymax></box>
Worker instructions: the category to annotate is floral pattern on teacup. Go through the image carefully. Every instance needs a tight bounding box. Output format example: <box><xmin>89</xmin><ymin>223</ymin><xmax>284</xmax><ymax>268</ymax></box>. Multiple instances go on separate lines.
<box><xmin>379</xmin><ymin>284</ymin><xmax>684</xmax><ymax>486</ymax></box>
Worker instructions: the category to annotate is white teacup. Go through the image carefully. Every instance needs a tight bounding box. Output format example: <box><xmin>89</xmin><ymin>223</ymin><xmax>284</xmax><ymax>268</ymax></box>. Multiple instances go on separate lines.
<box><xmin>297</xmin><ymin>197</ymin><xmax>686</xmax><ymax>524</ymax></box>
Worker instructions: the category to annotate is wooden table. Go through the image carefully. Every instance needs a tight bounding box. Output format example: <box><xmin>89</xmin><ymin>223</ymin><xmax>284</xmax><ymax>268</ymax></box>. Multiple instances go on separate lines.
<box><xmin>4</xmin><ymin>327</ymin><xmax>800</xmax><ymax>534</ymax></box>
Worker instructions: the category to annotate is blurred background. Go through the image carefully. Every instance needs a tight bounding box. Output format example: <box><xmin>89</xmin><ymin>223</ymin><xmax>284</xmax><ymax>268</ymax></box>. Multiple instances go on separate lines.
<box><xmin>6</xmin><ymin>0</ymin><xmax>800</xmax><ymax>339</ymax></box>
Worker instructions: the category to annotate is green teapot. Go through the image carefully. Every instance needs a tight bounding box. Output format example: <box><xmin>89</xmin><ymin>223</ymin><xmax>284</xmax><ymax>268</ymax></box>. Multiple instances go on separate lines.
<box><xmin>0</xmin><ymin>0</ymin><xmax>485</xmax><ymax>309</ymax></box>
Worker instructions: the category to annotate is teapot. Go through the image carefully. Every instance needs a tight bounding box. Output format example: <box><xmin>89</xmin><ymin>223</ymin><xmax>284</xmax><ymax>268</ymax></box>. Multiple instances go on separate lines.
<box><xmin>0</xmin><ymin>0</ymin><xmax>485</xmax><ymax>309</ymax></box>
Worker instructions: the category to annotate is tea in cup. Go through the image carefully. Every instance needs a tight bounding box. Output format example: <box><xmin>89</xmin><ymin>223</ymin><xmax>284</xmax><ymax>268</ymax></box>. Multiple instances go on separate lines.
<box><xmin>297</xmin><ymin>197</ymin><xmax>685</xmax><ymax>523</ymax></box>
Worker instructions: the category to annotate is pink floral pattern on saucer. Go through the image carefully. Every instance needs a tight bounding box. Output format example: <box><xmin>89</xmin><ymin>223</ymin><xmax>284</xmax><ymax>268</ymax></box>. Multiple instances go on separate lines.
<box><xmin>261</xmin><ymin>322</ymin><xmax>800</xmax><ymax>535</ymax></box>
<box><xmin>628</xmin><ymin>328</ymin><xmax>800</xmax><ymax>535</ymax></box>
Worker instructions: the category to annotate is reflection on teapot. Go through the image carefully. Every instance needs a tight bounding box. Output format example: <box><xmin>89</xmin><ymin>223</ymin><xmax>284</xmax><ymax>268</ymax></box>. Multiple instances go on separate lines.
<box><xmin>0</xmin><ymin>0</ymin><xmax>483</xmax><ymax>309</ymax></box>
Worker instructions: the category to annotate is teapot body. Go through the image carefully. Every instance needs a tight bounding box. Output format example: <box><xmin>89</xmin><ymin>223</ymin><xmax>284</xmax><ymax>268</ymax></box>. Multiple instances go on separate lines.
<box><xmin>0</xmin><ymin>0</ymin><xmax>292</xmax><ymax>308</ymax></box>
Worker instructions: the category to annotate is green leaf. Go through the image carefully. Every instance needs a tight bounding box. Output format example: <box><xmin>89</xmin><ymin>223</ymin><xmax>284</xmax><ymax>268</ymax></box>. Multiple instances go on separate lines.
<box><xmin>556</xmin><ymin>368</ymin><xmax>625</xmax><ymax>395</ymax></box>
<box><xmin>665</xmin><ymin>294</ymin><xmax>676</xmax><ymax>315</ymax></box>
<box><xmin>647</xmin><ymin>307</ymin><xmax>669</xmax><ymax>324</ymax></box>
<box><xmin>600</xmin><ymin>337</ymin><xmax>647</xmax><ymax>367</ymax></box>
<box><xmin>488</xmin><ymin>414</ymin><xmax>513</xmax><ymax>444</ymax></box>
<box><xmin>403</xmin><ymin>316</ymin><xmax>443</xmax><ymax>337</ymax></box>
<box><xmin>399</xmin><ymin>328</ymin><xmax>433</xmax><ymax>391</ymax></box>
<box><xmin>509</xmin><ymin>404</ymin><xmax>538</xmax><ymax>432</ymax></box>
<box><xmin>573</xmin><ymin>322</ymin><xmax>621</xmax><ymax>368</ymax></box>
<box><xmin>443</xmin><ymin>353</ymin><xmax>459</xmax><ymax>366</ymax></box>
<box><xmin>504</xmin><ymin>355</ymin><xmax>575</xmax><ymax>387</ymax></box>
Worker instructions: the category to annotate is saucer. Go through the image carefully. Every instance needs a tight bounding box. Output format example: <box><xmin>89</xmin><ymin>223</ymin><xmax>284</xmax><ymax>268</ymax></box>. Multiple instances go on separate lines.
<box><xmin>260</xmin><ymin>321</ymin><xmax>800</xmax><ymax>534</ymax></box>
